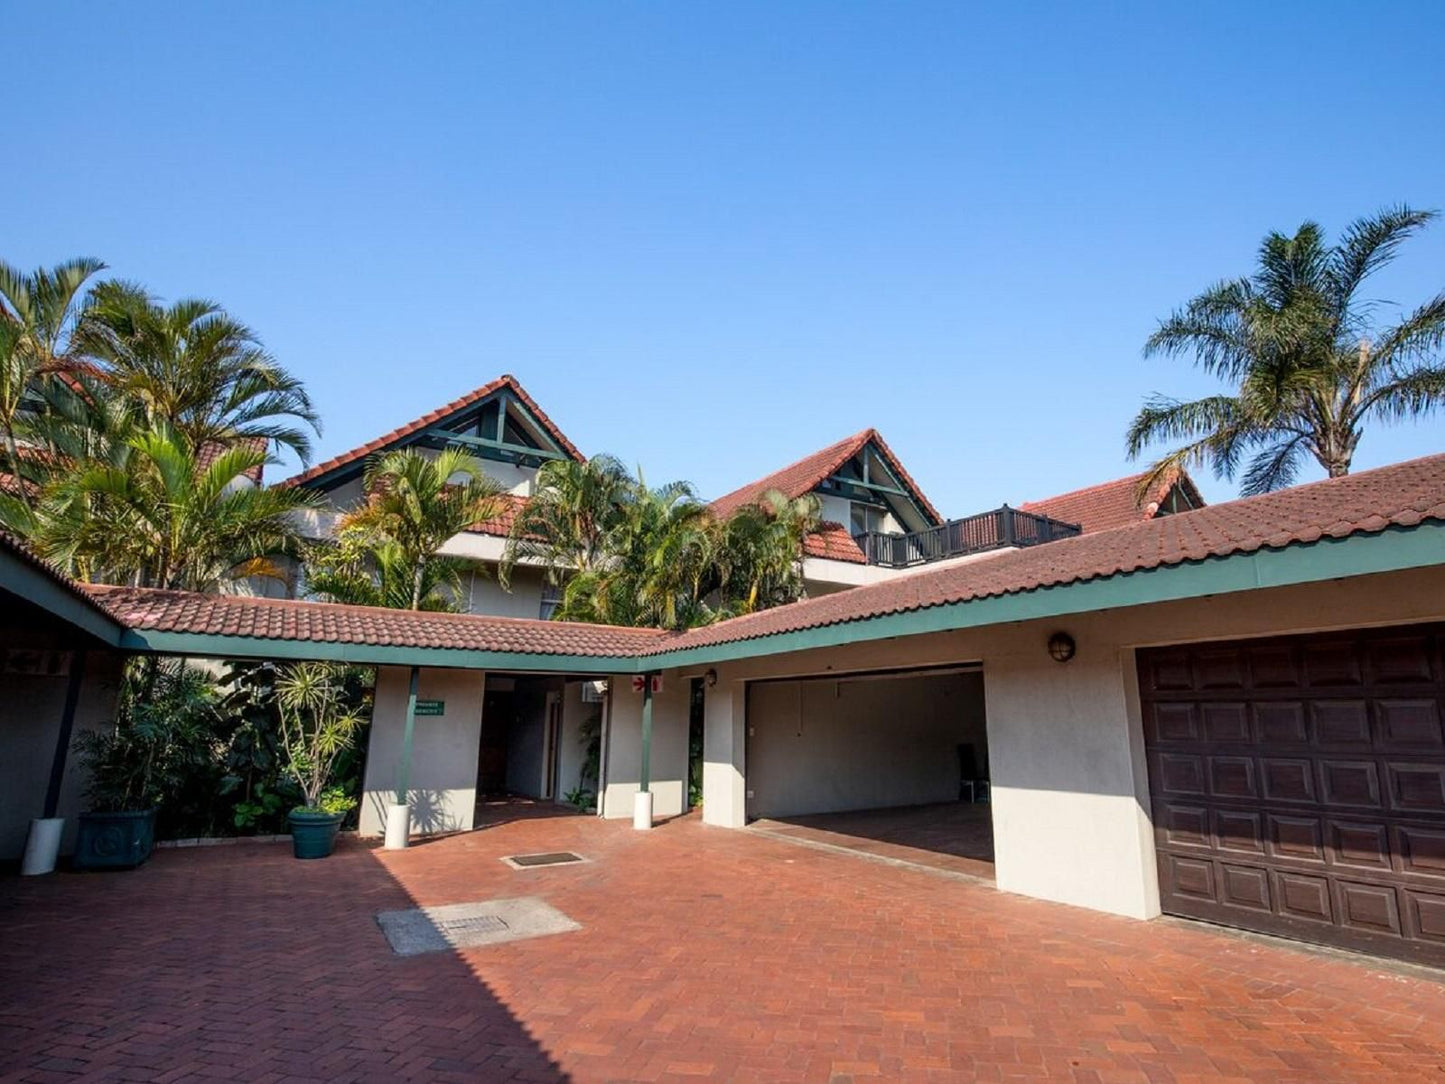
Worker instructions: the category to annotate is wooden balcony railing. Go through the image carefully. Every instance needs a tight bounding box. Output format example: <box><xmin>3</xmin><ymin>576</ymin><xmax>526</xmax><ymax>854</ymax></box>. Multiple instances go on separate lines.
<box><xmin>853</xmin><ymin>505</ymin><xmax>1081</xmax><ymax>569</ymax></box>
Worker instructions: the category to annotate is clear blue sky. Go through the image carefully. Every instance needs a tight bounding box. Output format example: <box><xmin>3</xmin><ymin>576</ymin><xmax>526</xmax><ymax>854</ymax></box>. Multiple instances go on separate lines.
<box><xmin>9</xmin><ymin>2</ymin><xmax>1444</xmax><ymax>513</ymax></box>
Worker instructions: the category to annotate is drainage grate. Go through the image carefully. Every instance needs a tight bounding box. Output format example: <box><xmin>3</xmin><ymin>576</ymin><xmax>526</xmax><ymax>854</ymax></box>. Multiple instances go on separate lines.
<box><xmin>436</xmin><ymin>913</ymin><xmax>508</xmax><ymax>936</ymax></box>
<box><xmin>504</xmin><ymin>851</ymin><xmax>585</xmax><ymax>868</ymax></box>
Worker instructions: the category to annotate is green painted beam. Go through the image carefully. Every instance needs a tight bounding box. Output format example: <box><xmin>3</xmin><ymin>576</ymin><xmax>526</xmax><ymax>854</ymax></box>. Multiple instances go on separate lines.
<box><xmin>106</xmin><ymin>521</ymin><xmax>1445</xmax><ymax>676</ymax></box>
<box><xmin>639</xmin><ymin>674</ymin><xmax>654</xmax><ymax>793</ymax></box>
<box><xmin>396</xmin><ymin>665</ymin><xmax>420</xmax><ymax>804</ymax></box>
<box><xmin>0</xmin><ymin>550</ymin><xmax>123</xmax><ymax>646</ymax></box>
<box><xmin>421</xmin><ymin>427</ymin><xmax>569</xmax><ymax>462</ymax></box>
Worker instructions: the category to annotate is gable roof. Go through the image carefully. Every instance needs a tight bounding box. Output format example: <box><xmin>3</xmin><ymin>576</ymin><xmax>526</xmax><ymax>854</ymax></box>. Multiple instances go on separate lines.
<box><xmin>645</xmin><ymin>452</ymin><xmax>1445</xmax><ymax>657</ymax></box>
<box><xmin>709</xmin><ymin>428</ymin><xmax>943</xmax><ymax>524</ymax></box>
<box><xmin>1020</xmin><ymin>468</ymin><xmax>1205</xmax><ymax>535</ymax></box>
<box><xmin>278</xmin><ymin>374</ymin><xmax>584</xmax><ymax>490</ymax></box>
<box><xmin>802</xmin><ymin>522</ymin><xmax>867</xmax><ymax>564</ymax></box>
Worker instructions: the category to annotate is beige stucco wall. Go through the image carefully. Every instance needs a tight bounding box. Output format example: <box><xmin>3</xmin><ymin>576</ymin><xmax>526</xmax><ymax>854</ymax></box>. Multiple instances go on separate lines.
<box><xmin>0</xmin><ymin>648</ymin><xmax>124</xmax><ymax>860</ymax></box>
<box><xmin>359</xmin><ymin>666</ymin><xmax>485</xmax><ymax>837</ymax></box>
<box><xmin>669</xmin><ymin>564</ymin><xmax>1445</xmax><ymax>920</ymax></box>
<box><xmin>601</xmin><ymin>677</ymin><xmax>689</xmax><ymax>819</ymax></box>
<box><xmin>746</xmin><ymin>671</ymin><xmax>985</xmax><ymax>818</ymax></box>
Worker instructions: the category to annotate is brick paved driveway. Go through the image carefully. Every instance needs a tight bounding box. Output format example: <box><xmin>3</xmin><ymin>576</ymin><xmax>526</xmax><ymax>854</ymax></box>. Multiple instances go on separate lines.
<box><xmin>3</xmin><ymin>810</ymin><xmax>1444</xmax><ymax>1083</ymax></box>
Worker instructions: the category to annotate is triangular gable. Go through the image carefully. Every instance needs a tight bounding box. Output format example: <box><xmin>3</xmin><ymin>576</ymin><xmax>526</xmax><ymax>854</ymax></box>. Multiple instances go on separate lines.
<box><xmin>709</xmin><ymin>428</ymin><xmax>942</xmax><ymax>530</ymax></box>
<box><xmin>1021</xmin><ymin>468</ymin><xmax>1205</xmax><ymax>534</ymax></box>
<box><xmin>279</xmin><ymin>374</ymin><xmax>583</xmax><ymax>490</ymax></box>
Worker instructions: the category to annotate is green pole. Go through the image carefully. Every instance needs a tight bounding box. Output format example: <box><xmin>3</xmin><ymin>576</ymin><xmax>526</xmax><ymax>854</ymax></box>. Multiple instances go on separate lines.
<box><xmin>396</xmin><ymin>665</ymin><xmax>420</xmax><ymax>805</ymax></box>
<box><xmin>639</xmin><ymin>674</ymin><xmax>654</xmax><ymax>794</ymax></box>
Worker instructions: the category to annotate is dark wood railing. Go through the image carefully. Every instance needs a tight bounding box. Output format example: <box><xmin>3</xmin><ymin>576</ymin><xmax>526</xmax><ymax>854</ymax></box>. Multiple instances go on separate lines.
<box><xmin>853</xmin><ymin>505</ymin><xmax>1081</xmax><ymax>569</ymax></box>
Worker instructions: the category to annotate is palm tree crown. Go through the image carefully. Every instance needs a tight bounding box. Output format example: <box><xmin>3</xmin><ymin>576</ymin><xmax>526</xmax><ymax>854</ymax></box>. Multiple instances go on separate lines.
<box><xmin>1127</xmin><ymin>205</ymin><xmax>1445</xmax><ymax>495</ymax></box>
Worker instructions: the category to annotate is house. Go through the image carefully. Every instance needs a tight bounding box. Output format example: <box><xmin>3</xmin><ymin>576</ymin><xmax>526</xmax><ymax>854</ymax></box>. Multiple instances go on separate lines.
<box><xmin>10</xmin><ymin>452</ymin><xmax>1443</xmax><ymax>969</ymax></box>
<box><xmin>1021</xmin><ymin>467</ymin><xmax>1206</xmax><ymax>533</ymax></box>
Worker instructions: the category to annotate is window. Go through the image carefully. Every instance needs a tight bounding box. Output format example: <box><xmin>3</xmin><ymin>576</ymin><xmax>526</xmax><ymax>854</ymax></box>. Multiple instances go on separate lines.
<box><xmin>539</xmin><ymin>582</ymin><xmax>564</xmax><ymax>620</ymax></box>
<box><xmin>850</xmin><ymin>502</ymin><xmax>887</xmax><ymax>537</ymax></box>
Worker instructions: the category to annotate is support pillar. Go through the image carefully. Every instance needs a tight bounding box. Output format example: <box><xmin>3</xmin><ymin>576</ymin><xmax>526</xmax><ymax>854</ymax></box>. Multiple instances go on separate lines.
<box><xmin>386</xmin><ymin>665</ymin><xmax>421</xmax><ymax>849</ymax></box>
<box><xmin>634</xmin><ymin>672</ymin><xmax>656</xmax><ymax>829</ymax></box>
<box><xmin>23</xmin><ymin>651</ymin><xmax>87</xmax><ymax>876</ymax></box>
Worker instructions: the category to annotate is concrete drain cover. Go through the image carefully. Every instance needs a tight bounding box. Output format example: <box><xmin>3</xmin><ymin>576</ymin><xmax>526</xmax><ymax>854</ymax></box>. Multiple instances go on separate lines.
<box><xmin>502</xmin><ymin>851</ymin><xmax>588</xmax><ymax>869</ymax></box>
<box><xmin>376</xmin><ymin>897</ymin><xmax>580</xmax><ymax>956</ymax></box>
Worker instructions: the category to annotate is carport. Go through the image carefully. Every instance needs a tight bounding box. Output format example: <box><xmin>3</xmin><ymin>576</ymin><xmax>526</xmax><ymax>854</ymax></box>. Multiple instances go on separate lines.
<box><xmin>742</xmin><ymin>664</ymin><xmax>995</xmax><ymax>877</ymax></box>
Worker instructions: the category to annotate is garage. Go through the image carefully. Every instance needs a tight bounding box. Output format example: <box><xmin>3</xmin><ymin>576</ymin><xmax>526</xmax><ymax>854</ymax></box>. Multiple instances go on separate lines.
<box><xmin>1139</xmin><ymin>623</ymin><xmax>1445</xmax><ymax>967</ymax></box>
<box><xmin>744</xmin><ymin>666</ymin><xmax>993</xmax><ymax>875</ymax></box>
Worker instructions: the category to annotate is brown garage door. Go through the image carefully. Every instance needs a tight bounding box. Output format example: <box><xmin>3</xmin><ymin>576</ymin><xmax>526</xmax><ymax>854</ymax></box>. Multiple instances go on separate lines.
<box><xmin>1138</xmin><ymin>624</ymin><xmax>1445</xmax><ymax>967</ymax></box>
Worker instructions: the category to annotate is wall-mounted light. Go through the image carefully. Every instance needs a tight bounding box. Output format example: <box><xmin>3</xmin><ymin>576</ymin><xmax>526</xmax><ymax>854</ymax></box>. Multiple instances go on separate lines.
<box><xmin>1047</xmin><ymin>632</ymin><xmax>1076</xmax><ymax>663</ymax></box>
<box><xmin>704</xmin><ymin>668</ymin><xmax>718</xmax><ymax>688</ymax></box>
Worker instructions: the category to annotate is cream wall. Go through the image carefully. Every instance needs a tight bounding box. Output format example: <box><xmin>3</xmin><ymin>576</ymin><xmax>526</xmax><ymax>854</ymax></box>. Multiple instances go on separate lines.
<box><xmin>0</xmin><ymin>646</ymin><xmax>124</xmax><ymax>860</ymax></box>
<box><xmin>558</xmin><ymin>681</ymin><xmax>600</xmax><ymax>802</ymax></box>
<box><xmin>746</xmin><ymin>671</ymin><xmax>985</xmax><ymax>818</ymax></box>
<box><xmin>601</xmin><ymin>677</ymin><xmax>689</xmax><ymax>819</ymax></box>
<box><xmin>360</xmin><ymin>666</ymin><xmax>485</xmax><ymax>837</ymax></box>
<box><xmin>684</xmin><ymin>564</ymin><xmax>1445</xmax><ymax>920</ymax></box>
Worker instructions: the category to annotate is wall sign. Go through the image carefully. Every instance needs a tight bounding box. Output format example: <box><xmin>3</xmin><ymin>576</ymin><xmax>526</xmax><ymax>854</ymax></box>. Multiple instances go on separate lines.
<box><xmin>414</xmin><ymin>699</ymin><xmax>446</xmax><ymax>717</ymax></box>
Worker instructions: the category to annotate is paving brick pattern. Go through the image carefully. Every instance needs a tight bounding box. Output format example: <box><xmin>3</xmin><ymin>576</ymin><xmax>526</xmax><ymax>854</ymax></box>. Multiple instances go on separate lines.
<box><xmin>4</xmin><ymin>812</ymin><xmax>1445</xmax><ymax>1083</ymax></box>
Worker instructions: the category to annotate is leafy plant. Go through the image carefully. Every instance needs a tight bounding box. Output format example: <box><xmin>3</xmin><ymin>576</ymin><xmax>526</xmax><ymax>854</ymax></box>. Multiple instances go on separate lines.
<box><xmin>275</xmin><ymin>662</ymin><xmax>369</xmax><ymax>812</ymax></box>
<box><xmin>562</xmin><ymin>786</ymin><xmax>595</xmax><ymax>811</ymax></box>
<box><xmin>231</xmin><ymin>785</ymin><xmax>288</xmax><ymax>831</ymax></box>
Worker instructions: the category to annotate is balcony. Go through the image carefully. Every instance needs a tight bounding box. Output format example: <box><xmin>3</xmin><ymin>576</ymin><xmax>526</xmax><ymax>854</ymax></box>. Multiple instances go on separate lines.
<box><xmin>853</xmin><ymin>505</ymin><xmax>1082</xmax><ymax>569</ymax></box>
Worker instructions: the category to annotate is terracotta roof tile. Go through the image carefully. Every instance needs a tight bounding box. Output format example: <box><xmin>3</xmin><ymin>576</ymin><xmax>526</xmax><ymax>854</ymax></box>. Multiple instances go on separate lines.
<box><xmin>646</xmin><ymin>453</ymin><xmax>1445</xmax><ymax>656</ymax></box>
<box><xmin>196</xmin><ymin>436</ymin><xmax>269</xmax><ymax>484</ymax></box>
<box><xmin>465</xmin><ymin>492</ymin><xmax>529</xmax><ymax>539</ymax></box>
<box><xmin>1021</xmin><ymin>468</ymin><xmax>1204</xmax><ymax>534</ymax></box>
<box><xmin>84</xmin><ymin>586</ymin><xmax>667</xmax><ymax>658</ymax></box>
<box><xmin>802</xmin><ymin>522</ymin><xmax>867</xmax><ymax>564</ymax></box>
<box><xmin>710</xmin><ymin>429</ymin><xmax>943</xmax><ymax>524</ymax></box>
<box><xmin>278</xmin><ymin>374</ymin><xmax>584</xmax><ymax>489</ymax></box>
<box><xmin>0</xmin><ymin>531</ymin><xmax>119</xmax><ymax>624</ymax></box>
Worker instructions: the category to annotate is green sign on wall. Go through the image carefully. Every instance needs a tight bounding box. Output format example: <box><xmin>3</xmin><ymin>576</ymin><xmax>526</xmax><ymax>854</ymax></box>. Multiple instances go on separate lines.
<box><xmin>414</xmin><ymin>699</ymin><xmax>446</xmax><ymax>717</ymax></box>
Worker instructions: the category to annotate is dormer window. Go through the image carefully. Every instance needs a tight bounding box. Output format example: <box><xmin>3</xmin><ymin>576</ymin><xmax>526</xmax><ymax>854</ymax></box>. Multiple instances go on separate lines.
<box><xmin>850</xmin><ymin>502</ymin><xmax>887</xmax><ymax>537</ymax></box>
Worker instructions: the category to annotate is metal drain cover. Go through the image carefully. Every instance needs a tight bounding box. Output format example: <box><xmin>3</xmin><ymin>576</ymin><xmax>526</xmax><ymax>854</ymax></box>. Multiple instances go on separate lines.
<box><xmin>375</xmin><ymin>897</ymin><xmax>580</xmax><ymax>956</ymax></box>
<box><xmin>502</xmin><ymin>851</ymin><xmax>587</xmax><ymax>869</ymax></box>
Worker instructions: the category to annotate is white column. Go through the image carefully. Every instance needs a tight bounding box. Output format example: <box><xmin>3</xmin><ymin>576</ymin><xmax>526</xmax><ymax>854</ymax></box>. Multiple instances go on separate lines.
<box><xmin>702</xmin><ymin>678</ymin><xmax>747</xmax><ymax>828</ymax></box>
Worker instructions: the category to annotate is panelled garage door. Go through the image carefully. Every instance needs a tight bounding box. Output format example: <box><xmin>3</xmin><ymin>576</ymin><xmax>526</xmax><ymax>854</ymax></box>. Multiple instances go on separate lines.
<box><xmin>1138</xmin><ymin>624</ymin><xmax>1445</xmax><ymax>966</ymax></box>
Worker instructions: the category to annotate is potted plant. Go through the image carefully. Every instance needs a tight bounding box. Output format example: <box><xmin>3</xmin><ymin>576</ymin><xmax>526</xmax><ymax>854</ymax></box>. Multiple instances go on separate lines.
<box><xmin>70</xmin><ymin>662</ymin><xmax>217</xmax><ymax>870</ymax></box>
<box><xmin>276</xmin><ymin>663</ymin><xmax>366</xmax><ymax>859</ymax></box>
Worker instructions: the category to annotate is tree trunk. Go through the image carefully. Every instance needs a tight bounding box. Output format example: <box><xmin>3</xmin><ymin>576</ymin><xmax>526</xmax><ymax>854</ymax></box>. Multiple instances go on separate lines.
<box><xmin>411</xmin><ymin>560</ymin><xmax>424</xmax><ymax>611</ymax></box>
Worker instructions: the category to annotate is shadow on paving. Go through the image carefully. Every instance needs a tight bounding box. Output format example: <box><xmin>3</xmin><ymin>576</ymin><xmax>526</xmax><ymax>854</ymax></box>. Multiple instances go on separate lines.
<box><xmin>0</xmin><ymin>838</ymin><xmax>569</xmax><ymax>1082</ymax></box>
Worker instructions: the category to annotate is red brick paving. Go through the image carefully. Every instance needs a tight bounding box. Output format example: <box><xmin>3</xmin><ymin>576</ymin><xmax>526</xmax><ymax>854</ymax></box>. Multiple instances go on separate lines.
<box><xmin>3</xmin><ymin>811</ymin><xmax>1445</xmax><ymax>1082</ymax></box>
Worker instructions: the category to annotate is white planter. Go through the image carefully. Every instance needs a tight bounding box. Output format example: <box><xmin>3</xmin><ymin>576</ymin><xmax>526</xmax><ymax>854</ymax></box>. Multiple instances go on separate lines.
<box><xmin>632</xmin><ymin>790</ymin><xmax>654</xmax><ymax>831</ymax></box>
<box><xmin>383</xmin><ymin>802</ymin><xmax>411</xmax><ymax>850</ymax></box>
<box><xmin>21</xmin><ymin>817</ymin><xmax>65</xmax><ymax>876</ymax></box>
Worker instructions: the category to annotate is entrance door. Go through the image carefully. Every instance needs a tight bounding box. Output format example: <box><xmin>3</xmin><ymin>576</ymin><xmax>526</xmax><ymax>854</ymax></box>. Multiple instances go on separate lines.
<box><xmin>541</xmin><ymin>693</ymin><xmax>562</xmax><ymax>800</ymax></box>
<box><xmin>1139</xmin><ymin>624</ymin><xmax>1445</xmax><ymax>966</ymax></box>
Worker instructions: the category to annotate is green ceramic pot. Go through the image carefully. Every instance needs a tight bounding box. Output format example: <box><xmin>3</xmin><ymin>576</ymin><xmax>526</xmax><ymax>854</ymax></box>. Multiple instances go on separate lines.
<box><xmin>73</xmin><ymin>809</ymin><xmax>157</xmax><ymax>870</ymax></box>
<box><xmin>288</xmin><ymin>809</ymin><xmax>344</xmax><ymax>859</ymax></box>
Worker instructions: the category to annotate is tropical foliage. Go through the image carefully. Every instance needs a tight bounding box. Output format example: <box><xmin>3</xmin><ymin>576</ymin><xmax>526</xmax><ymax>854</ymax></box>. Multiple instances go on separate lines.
<box><xmin>504</xmin><ymin>455</ymin><xmax>820</xmax><ymax>630</ymax></box>
<box><xmin>1128</xmin><ymin>205</ymin><xmax>1445</xmax><ymax>495</ymax></box>
<box><xmin>308</xmin><ymin>447</ymin><xmax>503</xmax><ymax>611</ymax></box>
<box><xmin>275</xmin><ymin>663</ymin><xmax>370</xmax><ymax>813</ymax></box>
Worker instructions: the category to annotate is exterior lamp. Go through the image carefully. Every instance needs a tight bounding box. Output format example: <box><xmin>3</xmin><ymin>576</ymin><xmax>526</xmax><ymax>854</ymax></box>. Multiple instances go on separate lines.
<box><xmin>1047</xmin><ymin>632</ymin><xmax>1076</xmax><ymax>663</ymax></box>
<box><xmin>704</xmin><ymin>668</ymin><xmax>718</xmax><ymax>688</ymax></box>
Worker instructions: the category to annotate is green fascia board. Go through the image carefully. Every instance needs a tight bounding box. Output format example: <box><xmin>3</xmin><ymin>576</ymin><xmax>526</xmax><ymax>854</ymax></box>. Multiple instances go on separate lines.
<box><xmin>638</xmin><ymin>521</ymin><xmax>1445</xmax><ymax>670</ymax></box>
<box><xmin>107</xmin><ymin>522</ymin><xmax>1444</xmax><ymax>674</ymax></box>
<box><xmin>1</xmin><ymin>550</ymin><xmax>123</xmax><ymax>646</ymax></box>
<box><xmin>114</xmin><ymin>627</ymin><xmax>629</xmax><ymax>673</ymax></box>
<box><xmin>422</xmin><ymin>427</ymin><xmax>569</xmax><ymax>462</ymax></box>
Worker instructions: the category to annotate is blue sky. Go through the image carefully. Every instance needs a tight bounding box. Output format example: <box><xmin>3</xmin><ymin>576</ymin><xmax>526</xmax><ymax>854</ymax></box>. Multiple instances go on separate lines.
<box><xmin>8</xmin><ymin>2</ymin><xmax>1444</xmax><ymax>513</ymax></box>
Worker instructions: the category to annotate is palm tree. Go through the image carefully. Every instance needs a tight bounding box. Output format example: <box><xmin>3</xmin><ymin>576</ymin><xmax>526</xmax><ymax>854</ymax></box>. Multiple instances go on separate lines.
<box><xmin>0</xmin><ymin>258</ymin><xmax>108</xmax><ymax>509</ymax></box>
<box><xmin>20</xmin><ymin>421</ymin><xmax>319</xmax><ymax>590</ymax></box>
<box><xmin>1127</xmin><ymin>206</ymin><xmax>1445</xmax><ymax>495</ymax></box>
<box><xmin>305</xmin><ymin>534</ymin><xmax>469</xmax><ymax>612</ymax></box>
<box><xmin>339</xmin><ymin>448</ymin><xmax>504</xmax><ymax>610</ymax></box>
<box><xmin>79</xmin><ymin>283</ymin><xmax>320</xmax><ymax>464</ymax></box>
<box><xmin>500</xmin><ymin>454</ymin><xmax>632</xmax><ymax>590</ymax></box>
<box><xmin>716</xmin><ymin>489</ymin><xmax>821</xmax><ymax>615</ymax></box>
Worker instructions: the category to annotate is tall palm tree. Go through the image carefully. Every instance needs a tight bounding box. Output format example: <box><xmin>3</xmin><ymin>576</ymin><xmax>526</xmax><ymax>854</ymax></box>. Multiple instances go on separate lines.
<box><xmin>305</xmin><ymin>534</ymin><xmax>469</xmax><ymax>612</ymax></box>
<box><xmin>1127</xmin><ymin>206</ymin><xmax>1445</xmax><ymax>495</ymax></box>
<box><xmin>20</xmin><ymin>422</ymin><xmax>318</xmax><ymax>590</ymax></box>
<box><xmin>340</xmin><ymin>448</ymin><xmax>504</xmax><ymax>610</ymax></box>
<box><xmin>0</xmin><ymin>257</ymin><xmax>108</xmax><ymax>508</ymax></box>
<box><xmin>716</xmin><ymin>489</ymin><xmax>821</xmax><ymax>615</ymax></box>
<box><xmin>80</xmin><ymin>283</ymin><xmax>320</xmax><ymax>464</ymax></box>
<box><xmin>500</xmin><ymin>453</ymin><xmax>632</xmax><ymax>590</ymax></box>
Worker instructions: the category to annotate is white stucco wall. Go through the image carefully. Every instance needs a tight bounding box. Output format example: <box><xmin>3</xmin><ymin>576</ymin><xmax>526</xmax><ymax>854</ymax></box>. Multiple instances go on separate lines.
<box><xmin>360</xmin><ymin>666</ymin><xmax>485</xmax><ymax>837</ymax></box>
<box><xmin>0</xmin><ymin>648</ymin><xmax>123</xmax><ymax>860</ymax></box>
<box><xmin>685</xmin><ymin>564</ymin><xmax>1445</xmax><ymax>920</ymax></box>
<box><xmin>746</xmin><ymin>671</ymin><xmax>985</xmax><ymax>818</ymax></box>
<box><xmin>601</xmin><ymin>677</ymin><xmax>689</xmax><ymax>819</ymax></box>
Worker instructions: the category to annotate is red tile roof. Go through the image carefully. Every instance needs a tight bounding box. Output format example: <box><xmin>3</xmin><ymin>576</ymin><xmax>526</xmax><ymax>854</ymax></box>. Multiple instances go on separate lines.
<box><xmin>645</xmin><ymin>453</ymin><xmax>1445</xmax><ymax>656</ymax></box>
<box><xmin>84</xmin><ymin>585</ymin><xmax>667</xmax><ymax>658</ymax></box>
<box><xmin>0</xmin><ymin>530</ymin><xmax>120</xmax><ymax>623</ymax></box>
<box><xmin>196</xmin><ymin>436</ymin><xmax>269</xmax><ymax>484</ymax></box>
<box><xmin>466</xmin><ymin>492</ymin><xmax>529</xmax><ymax>538</ymax></box>
<box><xmin>710</xmin><ymin>429</ymin><xmax>943</xmax><ymax>525</ymax></box>
<box><xmin>802</xmin><ymin>522</ymin><xmax>867</xmax><ymax>564</ymax></box>
<box><xmin>1021</xmin><ymin>469</ymin><xmax>1204</xmax><ymax>534</ymax></box>
<box><xmin>278</xmin><ymin>375</ymin><xmax>584</xmax><ymax>489</ymax></box>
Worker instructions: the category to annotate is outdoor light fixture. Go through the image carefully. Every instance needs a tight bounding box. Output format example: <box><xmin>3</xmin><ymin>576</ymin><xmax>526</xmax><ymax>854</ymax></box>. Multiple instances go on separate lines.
<box><xmin>704</xmin><ymin>668</ymin><xmax>718</xmax><ymax>688</ymax></box>
<box><xmin>1047</xmin><ymin>632</ymin><xmax>1076</xmax><ymax>663</ymax></box>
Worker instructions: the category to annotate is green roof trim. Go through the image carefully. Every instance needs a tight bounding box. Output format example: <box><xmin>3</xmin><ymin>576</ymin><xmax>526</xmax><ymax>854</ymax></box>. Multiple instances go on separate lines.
<box><xmin>0</xmin><ymin>546</ymin><xmax>124</xmax><ymax>646</ymax></box>
<box><xmin>106</xmin><ymin>521</ymin><xmax>1444</xmax><ymax>673</ymax></box>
